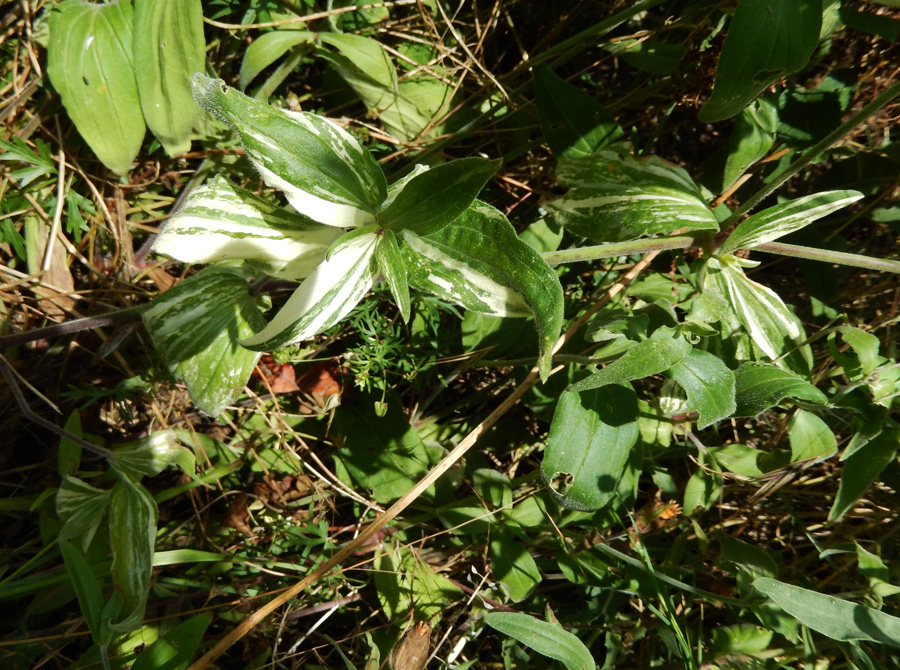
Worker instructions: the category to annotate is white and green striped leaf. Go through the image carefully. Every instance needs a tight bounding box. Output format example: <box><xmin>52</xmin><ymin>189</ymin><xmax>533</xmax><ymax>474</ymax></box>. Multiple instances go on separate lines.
<box><xmin>546</xmin><ymin>149</ymin><xmax>719</xmax><ymax>242</ymax></box>
<box><xmin>378</xmin><ymin>157</ymin><xmax>500</xmax><ymax>236</ymax></box>
<box><xmin>375</xmin><ymin>229</ymin><xmax>411</xmax><ymax>323</ymax></box>
<box><xmin>57</xmin><ymin>475</ymin><xmax>111</xmax><ymax>550</ymax></box>
<box><xmin>141</xmin><ymin>266</ymin><xmax>267</xmax><ymax>416</ymax></box>
<box><xmin>241</xmin><ymin>231</ymin><xmax>379</xmax><ymax>350</ymax></box>
<box><xmin>191</xmin><ymin>74</ymin><xmax>387</xmax><ymax>227</ymax></box>
<box><xmin>108</xmin><ymin>476</ymin><xmax>158</xmax><ymax>632</ymax></box>
<box><xmin>152</xmin><ymin>176</ymin><xmax>343</xmax><ymax>280</ymax></box>
<box><xmin>399</xmin><ymin>200</ymin><xmax>563</xmax><ymax>379</ymax></box>
<box><xmin>703</xmin><ymin>255</ymin><xmax>812</xmax><ymax>371</ymax></box>
<box><xmin>718</xmin><ymin>190</ymin><xmax>864</xmax><ymax>256</ymax></box>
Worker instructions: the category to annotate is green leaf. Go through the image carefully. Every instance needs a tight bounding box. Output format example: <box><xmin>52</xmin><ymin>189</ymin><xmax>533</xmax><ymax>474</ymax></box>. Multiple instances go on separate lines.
<box><xmin>191</xmin><ymin>74</ymin><xmax>387</xmax><ymax>227</ymax></box>
<box><xmin>152</xmin><ymin>176</ymin><xmax>343</xmax><ymax>280</ymax></box>
<box><xmin>374</xmin><ymin>542</ymin><xmax>461</xmax><ymax>622</ymax></box>
<box><xmin>59</xmin><ymin>540</ymin><xmax>106</xmax><ymax>646</ymax></box>
<box><xmin>239</xmin><ymin>30</ymin><xmax>314</xmax><ymax>90</ymax></box>
<box><xmin>484</xmin><ymin>612</ymin><xmax>595</xmax><ymax>670</ymax></box>
<box><xmin>699</xmin><ymin>0</ymin><xmax>822</xmax><ymax>122</ymax></box>
<box><xmin>708</xmin><ymin>444</ymin><xmax>766</xmax><ymax>478</ymax></box>
<box><xmin>668</xmin><ymin>348</ymin><xmax>736</xmax><ymax>429</ymax></box>
<box><xmin>318</xmin><ymin>32</ymin><xmax>397</xmax><ymax>89</ymax></box>
<box><xmin>239</xmin><ymin>231</ymin><xmax>379</xmax><ymax>350</ymax></box>
<box><xmin>533</xmin><ymin>64</ymin><xmax>623</xmax><ymax>159</ymax></box>
<box><xmin>108</xmin><ymin>476</ymin><xmax>158</xmax><ymax>632</ymax></box>
<box><xmin>719</xmin><ymin>190</ymin><xmax>864</xmax><ymax>256</ymax></box>
<box><xmin>332</xmin><ymin>392</ymin><xmax>437</xmax><ymax>503</ymax></box>
<box><xmin>375</xmin><ymin>229</ymin><xmax>411</xmax><ymax>322</ymax></box>
<box><xmin>753</xmin><ymin>577</ymin><xmax>900</xmax><ymax>648</ymax></box>
<box><xmin>57</xmin><ymin>476</ymin><xmax>110</xmax><ymax>551</ymax></box>
<box><xmin>722</xmin><ymin>100</ymin><xmax>779</xmax><ymax>190</ymax></box>
<box><xmin>733</xmin><ymin>362</ymin><xmax>827</xmax><ymax>417</ymax></box>
<box><xmin>489</xmin><ymin>527</ymin><xmax>541</xmax><ymax>602</ymax></box>
<box><xmin>683</xmin><ymin>465</ymin><xmax>721</xmax><ymax>514</ymax></box>
<box><xmin>48</xmin><ymin>0</ymin><xmax>145</xmax><ymax>175</ymax></box>
<box><xmin>378</xmin><ymin>158</ymin><xmax>500</xmax><ymax>236</ymax></box>
<box><xmin>0</xmin><ymin>136</ymin><xmax>56</xmax><ymax>186</ymax></box>
<box><xmin>542</xmin><ymin>383</ymin><xmax>640</xmax><ymax>511</ymax></box>
<box><xmin>834</xmin><ymin>326</ymin><xmax>881</xmax><ymax>378</ymax></box>
<box><xmin>788</xmin><ymin>409</ymin><xmax>837</xmax><ymax>462</ymax></box>
<box><xmin>400</xmin><ymin>200</ymin><xmax>563</xmax><ymax>379</ymax></box>
<box><xmin>141</xmin><ymin>266</ymin><xmax>267</xmax><ymax>416</ymax></box>
<box><xmin>829</xmin><ymin>424</ymin><xmax>900</xmax><ymax>522</ymax></box>
<box><xmin>130</xmin><ymin>612</ymin><xmax>213</xmax><ymax>670</ymax></box>
<box><xmin>546</xmin><ymin>150</ymin><xmax>718</xmax><ymax>243</ymax></box>
<box><xmin>133</xmin><ymin>0</ymin><xmax>205</xmax><ymax>155</ymax></box>
<box><xmin>568</xmin><ymin>327</ymin><xmax>691</xmax><ymax>393</ymax></box>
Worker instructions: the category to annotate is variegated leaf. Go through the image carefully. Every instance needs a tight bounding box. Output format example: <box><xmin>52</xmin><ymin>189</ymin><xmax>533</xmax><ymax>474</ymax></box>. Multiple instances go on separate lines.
<box><xmin>399</xmin><ymin>200</ymin><xmax>563</xmax><ymax>379</ymax></box>
<box><xmin>375</xmin><ymin>229</ymin><xmax>411</xmax><ymax>322</ymax></box>
<box><xmin>241</xmin><ymin>232</ymin><xmax>379</xmax><ymax>350</ymax></box>
<box><xmin>142</xmin><ymin>266</ymin><xmax>267</xmax><ymax>416</ymax></box>
<box><xmin>191</xmin><ymin>74</ymin><xmax>387</xmax><ymax>227</ymax></box>
<box><xmin>152</xmin><ymin>176</ymin><xmax>343</xmax><ymax>280</ymax></box>
<box><xmin>546</xmin><ymin>149</ymin><xmax>719</xmax><ymax>242</ymax></box>
<box><xmin>718</xmin><ymin>190</ymin><xmax>863</xmax><ymax>256</ymax></box>
<box><xmin>703</xmin><ymin>255</ymin><xmax>812</xmax><ymax>373</ymax></box>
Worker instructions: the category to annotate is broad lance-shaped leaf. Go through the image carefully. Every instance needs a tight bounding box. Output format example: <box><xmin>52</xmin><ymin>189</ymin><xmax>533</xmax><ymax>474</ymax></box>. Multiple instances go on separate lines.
<box><xmin>668</xmin><ymin>348</ymin><xmax>736</xmax><ymax>429</ymax></box>
<box><xmin>542</xmin><ymin>383</ymin><xmax>639</xmax><ymax>511</ymax></box>
<box><xmin>141</xmin><ymin>266</ymin><xmax>267</xmax><ymax>416</ymax></box>
<box><xmin>568</xmin><ymin>327</ymin><xmax>691</xmax><ymax>393</ymax></box>
<box><xmin>133</xmin><ymin>0</ymin><xmax>205</xmax><ymax>155</ymax></box>
<box><xmin>239</xmin><ymin>30</ymin><xmax>314</xmax><ymax>90</ymax></box>
<box><xmin>108</xmin><ymin>476</ymin><xmax>158</xmax><ymax>632</ymax></box>
<box><xmin>733</xmin><ymin>362</ymin><xmax>827</xmax><ymax>417</ymax></box>
<box><xmin>753</xmin><ymin>577</ymin><xmax>900</xmax><ymax>648</ymax></box>
<box><xmin>152</xmin><ymin>176</ymin><xmax>343</xmax><ymax>280</ymax></box>
<box><xmin>48</xmin><ymin>0</ymin><xmax>145</xmax><ymax>175</ymax></box>
<box><xmin>378</xmin><ymin>157</ymin><xmax>500</xmax><ymax>236</ymax></box>
<box><xmin>375</xmin><ymin>229</ymin><xmax>411</xmax><ymax>323</ymax></box>
<box><xmin>191</xmin><ymin>74</ymin><xmax>387</xmax><ymax>227</ymax></box>
<box><xmin>484</xmin><ymin>612</ymin><xmax>595</xmax><ymax>670</ymax></box>
<box><xmin>719</xmin><ymin>190</ymin><xmax>864</xmax><ymax>256</ymax></box>
<box><xmin>546</xmin><ymin>149</ymin><xmax>718</xmax><ymax>243</ymax></box>
<box><xmin>829</xmin><ymin>424</ymin><xmax>899</xmax><ymax>522</ymax></box>
<box><xmin>241</xmin><ymin>232</ymin><xmax>379</xmax><ymax>350</ymax></box>
<box><xmin>398</xmin><ymin>200</ymin><xmax>563</xmax><ymax>379</ymax></box>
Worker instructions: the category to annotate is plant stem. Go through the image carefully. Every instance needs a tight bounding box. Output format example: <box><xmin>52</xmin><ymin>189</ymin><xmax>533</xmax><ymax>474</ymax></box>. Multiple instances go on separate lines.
<box><xmin>723</xmin><ymin>80</ymin><xmax>900</xmax><ymax>228</ymax></box>
<box><xmin>755</xmin><ymin>242</ymin><xmax>900</xmax><ymax>274</ymax></box>
<box><xmin>0</xmin><ymin>304</ymin><xmax>148</xmax><ymax>351</ymax></box>
<box><xmin>541</xmin><ymin>235</ymin><xmax>696</xmax><ymax>266</ymax></box>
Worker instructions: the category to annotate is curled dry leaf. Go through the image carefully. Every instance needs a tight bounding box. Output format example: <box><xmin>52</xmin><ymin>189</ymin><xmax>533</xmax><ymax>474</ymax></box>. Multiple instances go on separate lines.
<box><xmin>390</xmin><ymin>621</ymin><xmax>432</xmax><ymax>670</ymax></box>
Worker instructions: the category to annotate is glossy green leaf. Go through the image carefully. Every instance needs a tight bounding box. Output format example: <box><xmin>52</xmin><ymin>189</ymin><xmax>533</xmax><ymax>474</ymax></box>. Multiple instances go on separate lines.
<box><xmin>130</xmin><ymin>612</ymin><xmax>213</xmax><ymax>670</ymax></box>
<box><xmin>708</xmin><ymin>444</ymin><xmax>765</xmax><ymax>478</ymax></box>
<box><xmin>240</xmin><ymin>231</ymin><xmax>379</xmax><ymax>350</ymax></box>
<box><xmin>152</xmin><ymin>176</ymin><xmax>343</xmax><ymax>280</ymax></box>
<box><xmin>699</xmin><ymin>0</ymin><xmax>822</xmax><ymax>122</ymax></box>
<box><xmin>788</xmin><ymin>410</ymin><xmax>837</xmax><ymax>462</ymax></box>
<box><xmin>113</xmin><ymin>430</ymin><xmax>195</xmax><ymax>481</ymax></box>
<box><xmin>829</xmin><ymin>424</ymin><xmax>900</xmax><ymax>522</ymax></box>
<box><xmin>668</xmin><ymin>348</ymin><xmax>736</xmax><ymax>429</ymax></box>
<box><xmin>378</xmin><ymin>158</ymin><xmax>500</xmax><ymax>236</ymax></box>
<box><xmin>400</xmin><ymin>200</ymin><xmax>563</xmax><ymax>379</ymax></box>
<box><xmin>833</xmin><ymin>325</ymin><xmax>881</xmax><ymax>378</ymax></box>
<box><xmin>489</xmin><ymin>527</ymin><xmax>541</xmax><ymax>602</ymax></box>
<box><xmin>318</xmin><ymin>32</ymin><xmax>396</xmax><ymax>89</ymax></box>
<box><xmin>546</xmin><ymin>150</ymin><xmax>718</xmax><ymax>243</ymax></box>
<box><xmin>133</xmin><ymin>0</ymin><xmax>205</xmax><ymax>155</ymax></box>
<box><xmin>719</xmin><ymin>190</ymin><xmax>863</xmax><ymax>256</ymax></box>
<box><xmin>733</xmin><ymin>362</ymin><xmax>827</xmax><ymax>417</ymax></box>
<box><xmin>59</xmin><ymin>540</ymin><xmax>106</xmax><ymax>646</ymax></box>
<box><xmin>56</xmin><ymin>475</ymin><xmax>110</xmax><ymax>550</ymax></box>
<box><xmin>191</xmin><ymin>74</ymin><xmax>387</xmax><ymax>227</ymax></box>
<box><xmin>753</xmin><ymin>577</ymin><xmax>900</xmax><ymax>647</ymax></box>
<box><xmin>484</xmin><ymin>612</ymin><xmax>595</xmax><ymax>670</ymax></box>
<box><xmin>472</xmin><ymin>468</ymin><xmax>512</xmax><ymax>508</ymax></box>
<box><xmin>375</xmin><ymin>229</ymin><xmax>411</xmax><ymax>323</ymax></box>
<box><xmin>533</xmin><ymin>64</ymin><xmax>623</xmax><ymax>158</ymax></box>
<box><xmin>141</xmin><ymin>266</ymin><xmax>267</xmax><ymax>416</ymax></box>
<box><xmin>568</xmin><ymin>327</ymin><xmax>691</xmax><ymax>393</ymax></box>
<box><xmin>708</xmin><ymin>624</ymin><xmax>774</xmax><ymax>658</ymax></box>
<box><xmin>542</xmin><ymin>383</ymin><xmax>640</xmax><ymax>511</ymax></box>
<box><xmin>239</xmin><ymin>30</ymin><xmax>314</xmax><ymax>90</ymax></box>
<box><xmin>683</xmin><ymin>465</ymin><xmax>721</xmax><ymax>514</ymax></box>
<box><xmin>108</xmin><ymin>476</ymin><xmax>158</xmax><ymax>631</ymax></box>
<box><xmin>48</xmin><ymin>0</ymin><xmax>145</xmax><ymax>175</ymax></box>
